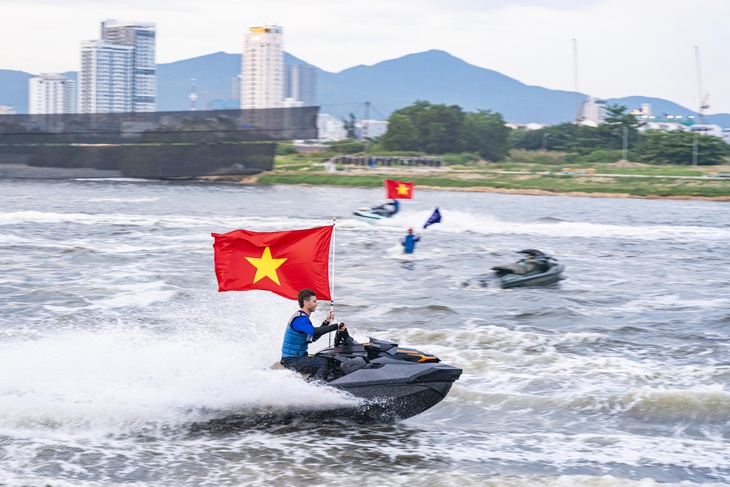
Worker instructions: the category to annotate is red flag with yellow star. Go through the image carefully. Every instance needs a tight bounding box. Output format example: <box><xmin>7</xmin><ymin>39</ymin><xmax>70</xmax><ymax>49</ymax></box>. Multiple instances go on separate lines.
<box><xmin>212</xmin><ymin>225</ymin><xmax>333</xmax><ymax>300</ymax></box>
<box><xmin>385</xmin><ymin>179</ymin><xmax>414</xmax><ymax>199</ymax></box>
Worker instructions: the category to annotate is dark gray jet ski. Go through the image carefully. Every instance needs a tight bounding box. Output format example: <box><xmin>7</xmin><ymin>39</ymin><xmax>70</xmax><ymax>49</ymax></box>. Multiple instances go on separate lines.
<box><xmin>465</xmin><ymin>249</ymin><xmax>565</xmax><ymax>289</ymax></box>
<box><xmin>311</xmin><ymin>328</ymin><xmax>462</xmax><ymax>421</ymax></box>
<box><xmin>196</xmin><ymin>329</ymin><xmax>462</xmax><ymax>430</ymax></box>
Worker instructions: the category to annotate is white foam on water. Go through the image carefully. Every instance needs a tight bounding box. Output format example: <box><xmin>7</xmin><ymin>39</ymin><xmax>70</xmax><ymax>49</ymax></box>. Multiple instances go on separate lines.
<box><xmin>0</xmin><ymin>210</ymin><xmax>334</xmax><ymax>233</ymax></box>
<box><xmin>0</xmin><ymin>290</ymin><xmax>362</xmax><ymax>441</ymax></box>
<box><xmin>5</xmin><ymin>207</ymin><xmax>728</xmax><ymax>247</ymax></box>
<box><xmin>0</xmin><ymin>323</ymin><xmax>357</xmax><ymax>436</ymax></box>
<box><xmin>360</xmin><ymin>209</ymin><xmax>730</xmax><ymax>243</ymax></box>
<box><xmin>610</xmin><ymin>294</ymin><xmax>730</xmax><ymax>314</ymax></box>
<box><xmin>383</xmin><ymin>324</ymin><xmax>730</xmax><ymax>419</ymax></box>
<box><xmin>93</xmin><ymin>281</ymin><xmax>177</xmax><ymax>309</ymax></box>
<box><xmin>86</xmin><ymin>196</ymin><xmax>163</xmax><ymax>203</ymax></box>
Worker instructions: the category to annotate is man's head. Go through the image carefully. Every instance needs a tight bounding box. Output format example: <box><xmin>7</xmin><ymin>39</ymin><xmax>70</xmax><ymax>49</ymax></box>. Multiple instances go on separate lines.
<box><xmin>298</xmin><ymin>288</ymin><xmax>317</xmax><ymax>309</ymax></box>
<box><xmin>407</xmin><ymin>227</ymin><xmax>413</xmax><ymax>235</ymax></box>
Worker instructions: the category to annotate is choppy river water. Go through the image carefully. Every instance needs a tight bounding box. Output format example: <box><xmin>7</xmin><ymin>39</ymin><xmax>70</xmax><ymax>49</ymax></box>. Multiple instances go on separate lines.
<box><xmin>1</xmin><ymin>178</ymin><xmax>729</xmax><ymax>486</ymax></box>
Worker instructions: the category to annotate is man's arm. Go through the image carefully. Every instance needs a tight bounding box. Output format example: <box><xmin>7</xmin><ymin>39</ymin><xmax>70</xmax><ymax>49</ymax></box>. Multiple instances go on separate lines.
<box><xmin>312</xmin><ymin>322</ymin><xmax>338</xmax><ymax>341</ymax></box>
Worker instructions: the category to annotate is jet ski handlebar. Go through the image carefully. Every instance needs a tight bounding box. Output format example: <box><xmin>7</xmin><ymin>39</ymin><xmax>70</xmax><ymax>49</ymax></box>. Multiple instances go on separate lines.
<box><xmin>334</xmin><ymin>326</ymin><xmax>354</xmax><ymax>347</ymax></box>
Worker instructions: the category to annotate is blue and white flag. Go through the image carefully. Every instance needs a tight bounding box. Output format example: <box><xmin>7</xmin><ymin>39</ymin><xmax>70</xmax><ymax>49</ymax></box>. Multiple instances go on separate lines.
<box><xmin>423</xmin><ymin>207</ymin><xmax>442</xmax><ymax>229</ymax></box>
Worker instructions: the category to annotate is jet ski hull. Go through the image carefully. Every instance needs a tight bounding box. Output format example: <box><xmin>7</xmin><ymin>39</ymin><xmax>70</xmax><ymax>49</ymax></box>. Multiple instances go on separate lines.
<box><xmin>472</xmin><ymin>262</ymin><xmax>564</xmax><ymax>288</ymax></box>
<box><xmin>353</xmin><ymin>204</ymin><xmax>396</xmax><ymax>223</ymax></box>
<box><xmin>316</xmin><ymin>336</ymin><xmax>462</xmax><ymax>421</ymax></box>
<box><xmin>328</xmin><ymin>363</ymin><xmax>461</xmax><ymax>421</ymax></box>
<box><xmin>353</xmin><ymin>209</ymin><xmax>386</xmax><ymax>223</ymax></box>
<box><xmin>466</xmin><ymin>253</ymin><xmax>565</xmax><ymax>289</ymax></box>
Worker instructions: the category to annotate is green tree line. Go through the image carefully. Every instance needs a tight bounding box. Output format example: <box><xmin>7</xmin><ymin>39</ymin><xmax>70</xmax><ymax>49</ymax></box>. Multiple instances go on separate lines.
<box><xmin>373</xmin><ymin>101</ymin><xmax>729</xmax><ymax>166</ymax></box>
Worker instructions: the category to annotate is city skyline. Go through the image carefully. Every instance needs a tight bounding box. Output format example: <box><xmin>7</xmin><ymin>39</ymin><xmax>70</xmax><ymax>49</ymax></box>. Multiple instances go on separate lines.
<box><xmin>1</xmin><ymin>0</ymin><xmax>728</xmax><ymax>114</ymax></box>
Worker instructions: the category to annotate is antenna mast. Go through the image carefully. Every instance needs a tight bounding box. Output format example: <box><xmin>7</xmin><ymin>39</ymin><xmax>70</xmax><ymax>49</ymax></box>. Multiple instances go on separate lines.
<box><xmin>189</xmin><ymin>78</ymin><xmax>198</xmax><ymax>111</ymax></box>
<box><xmin>573</xmin><ymin>39</ymin><xmax>581</xmax><ymax>123</ymax></box>
<box><xmin>363</xmin><ymin>101</ymin><xmax>370</xmax><ymax>154</ymax></box>
<box><xmin>695</xmin><ymin>45</ymin><xmax>709</xmax><ymax>124</ymax></box>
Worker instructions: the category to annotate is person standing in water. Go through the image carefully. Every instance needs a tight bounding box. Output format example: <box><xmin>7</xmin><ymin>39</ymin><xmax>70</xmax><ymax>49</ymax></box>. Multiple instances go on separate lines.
<box><xmin>401</xmin><ymin>227</ymin><xmax>420</xmax><ymax>254</ymax></box>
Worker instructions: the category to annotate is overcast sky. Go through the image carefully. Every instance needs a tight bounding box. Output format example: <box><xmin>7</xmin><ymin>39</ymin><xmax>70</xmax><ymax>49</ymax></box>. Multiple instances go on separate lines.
<box><xmin>2</xmin><ymin>0</ymin><xmax>728</xmax><ymax>114</ymax></box>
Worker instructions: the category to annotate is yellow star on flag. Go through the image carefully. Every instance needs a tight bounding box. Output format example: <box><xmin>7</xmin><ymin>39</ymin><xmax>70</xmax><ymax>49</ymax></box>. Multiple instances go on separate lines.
<box><xmin>245</xmin><ymin>247</ymin><xmax>287</xmax><ymax>285</ymax></box>
<box><xmin>396</xmin><ymin>184</ymin><xmax>410</xmax><ymax>195</ymax></box>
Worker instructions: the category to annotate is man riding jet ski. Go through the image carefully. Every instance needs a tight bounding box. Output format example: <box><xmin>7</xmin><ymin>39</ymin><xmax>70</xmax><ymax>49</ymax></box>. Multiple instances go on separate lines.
<box><xmin>353</xmin><ymin>199</ymin><xmax>399</xmax><ymax>223</ymax></box>
<box><xmin>276</xmin><ymin>287</ymin><xmax>460</xmax><ymax>421</ymax></box>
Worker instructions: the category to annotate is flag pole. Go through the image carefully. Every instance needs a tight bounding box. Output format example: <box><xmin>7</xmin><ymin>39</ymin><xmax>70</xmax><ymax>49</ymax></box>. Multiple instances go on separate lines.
<box><xmin>329</xmin><ymin>218</ymin><xmax>336</xmax><ymax>347</ymax></box>
<box><xmin>331</xmin><ymin>217</ymin><xmax>336</xmax><ymax>315</ymax></box>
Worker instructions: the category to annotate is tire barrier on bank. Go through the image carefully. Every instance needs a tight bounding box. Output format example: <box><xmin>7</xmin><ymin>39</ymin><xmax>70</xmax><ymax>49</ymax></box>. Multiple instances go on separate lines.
<box><xmin>330</xmin><ymin>155</ymin><xmax>443</xmax><ymax>168</ymax></box>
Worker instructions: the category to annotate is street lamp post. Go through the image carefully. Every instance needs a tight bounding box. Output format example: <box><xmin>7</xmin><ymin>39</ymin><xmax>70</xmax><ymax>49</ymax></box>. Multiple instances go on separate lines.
<box><xmin>542</xmin><ymin>133</ymin><xmax>551</xmax><ymax>151</ymax></box>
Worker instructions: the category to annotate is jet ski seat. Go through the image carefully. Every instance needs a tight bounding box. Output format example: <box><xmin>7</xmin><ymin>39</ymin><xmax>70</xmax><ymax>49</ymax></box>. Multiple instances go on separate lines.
<box><xmin>491</xmin><ymin>263</ymin><xmax>528</xmax><ymax>275</ymax></box>
<box><xmin>492</xmin><ymin>259</ymin><xmax>548</xmax><ymax>275</ymax></box>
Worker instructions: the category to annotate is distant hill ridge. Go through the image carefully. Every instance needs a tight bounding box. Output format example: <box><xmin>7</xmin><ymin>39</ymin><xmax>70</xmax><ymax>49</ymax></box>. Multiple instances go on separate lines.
<box><xmin>1</xmin><ymin>49</ymin><xmax>728</xmax><ymax>126</ymax></box>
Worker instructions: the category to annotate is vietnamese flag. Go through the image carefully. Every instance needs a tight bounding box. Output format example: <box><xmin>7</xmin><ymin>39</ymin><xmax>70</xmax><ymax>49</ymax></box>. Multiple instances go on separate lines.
<box><xmin>212</xmin><ymin>225</ymin><xmax>333</xmax><ymax>301</ymax></box>
<box><xmin>385</xmin><ymin>179</ymin><xmax>414</xmax><ymax>199</ymax></box>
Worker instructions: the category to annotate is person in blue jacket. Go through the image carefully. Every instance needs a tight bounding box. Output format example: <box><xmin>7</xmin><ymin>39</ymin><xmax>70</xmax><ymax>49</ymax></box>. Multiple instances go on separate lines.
<box><xmin>387</xmin><ymin>199</ymin><xmax>400</xmax><ymax>216</ymax></box>
<box><xmin>400</xmin><ymin>227</ymin><xmax>420</xmax><ymax>254</ymax></box>
<box><xmin>280</xmin><ymin>288</ymin><xmax>346</xmax><ymax>382</ymax></box>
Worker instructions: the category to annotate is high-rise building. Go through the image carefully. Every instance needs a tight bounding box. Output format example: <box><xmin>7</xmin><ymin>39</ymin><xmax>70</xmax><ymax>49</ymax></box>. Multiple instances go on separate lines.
<box><xmin>28</xmin><ymin>73</ymin><xmax>76</xmax><ymax>114</ymax></box>
<box><xmin>285</xmin><ymin>64</ymin><xmax>317</xmax><ymax>107</ymax></box>
<box><xmin>317</xmin><ymin>114</ymin><xmax>347</xmax><ymax>141</ymax></box>
<box><xmin>241</xmin><ymin>25</ymin><xmax>284</xmax><ymax>109</ymax></box>
<box><xmin>78</xmin><ymin>40</ymin><xmax>134</xmax><ymax>113</ymax></box>
<box><xmin>78</xmin><ymin>20</ymin><xmax>156</xmax><ymax>114</ymax></box>
<box><xmin>101</xmin><ymin>20</ymin><xmax>157</xmax><ymax>112</ymax></box>
<box><xmin>582</xmin><ymin>96</ymin><xmax>606</xmax><ymax>124</ymax></box>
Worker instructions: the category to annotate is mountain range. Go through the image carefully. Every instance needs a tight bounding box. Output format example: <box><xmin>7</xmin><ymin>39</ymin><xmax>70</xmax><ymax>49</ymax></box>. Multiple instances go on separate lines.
<box><xmin>2</xmin><ymin>49</ymin><xmax>728</xmax><ymax>127</ymax></box>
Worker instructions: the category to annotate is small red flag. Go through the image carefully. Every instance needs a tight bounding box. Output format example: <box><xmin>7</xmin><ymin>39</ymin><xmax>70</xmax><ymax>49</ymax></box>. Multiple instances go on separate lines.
<box><xmin>385</xmin><ymin>179</ymin><xmax>414</xmax><ymax>199</ymax></box>
<box><xmin>212</xmin><ymin>225</ymin><xmax>333</xmax><ymax>301</ymax></box>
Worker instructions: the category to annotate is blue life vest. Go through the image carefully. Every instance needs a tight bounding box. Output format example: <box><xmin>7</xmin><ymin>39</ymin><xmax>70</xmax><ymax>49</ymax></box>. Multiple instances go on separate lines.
<box><xmin>281</xmin><ymin>311</ymin><xmax>312</xmax><ymax>358</ymax></box>
<box><xmin>402</xmin><ymin>234</ymin><xmax>419</xmax><ymax>254</ymax></box>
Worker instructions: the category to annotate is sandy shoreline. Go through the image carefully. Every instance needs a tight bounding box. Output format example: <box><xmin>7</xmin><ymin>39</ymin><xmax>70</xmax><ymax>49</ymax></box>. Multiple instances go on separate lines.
<box><xmin>3</xmin><ymin>163</ymin><xmax>728</xmax><ymax>202</ymax></box>
<box><xmin>416</xmin><ymin>184</ymin><xmax>730</xmax><ymax>201</ymax></box>
<box><xmin>230</xmin><ymin>173</ymin><xmax>730</xmax><ymax>202</ymax></box>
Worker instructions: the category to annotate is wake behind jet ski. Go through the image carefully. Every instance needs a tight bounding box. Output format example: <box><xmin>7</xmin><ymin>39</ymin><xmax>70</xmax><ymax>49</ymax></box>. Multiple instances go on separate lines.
<box><xmin>465</xmin><ymin>249</ymin><xmax>565</xmax><ymax>289</ymax></box>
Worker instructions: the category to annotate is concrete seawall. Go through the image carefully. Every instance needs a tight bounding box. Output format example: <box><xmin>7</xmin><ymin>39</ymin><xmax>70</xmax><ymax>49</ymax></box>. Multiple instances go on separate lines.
<box><xmin>0</xmin><ymin>163</ymin><xmax>122</xmax><ymax>179</ymax></box>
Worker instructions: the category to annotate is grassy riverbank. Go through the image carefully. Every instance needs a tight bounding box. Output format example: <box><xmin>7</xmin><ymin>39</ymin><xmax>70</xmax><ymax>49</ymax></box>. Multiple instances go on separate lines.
<box><xmin>231</xmin><ymin>154</ymin><xmax>730</xmax><ymax>201</ymax></box>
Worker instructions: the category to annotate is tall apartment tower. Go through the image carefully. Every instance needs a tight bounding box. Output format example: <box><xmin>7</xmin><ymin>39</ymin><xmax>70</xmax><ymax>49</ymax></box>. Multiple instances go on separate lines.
<box><xmin>78</xmin><ymin>40</ymin><xmax>134</xmax><ymax>113</ymax></box>
<box><xmin>240</xmin><ymin>25</ymin><xmax>284</xmax><ymax>109</ymax></box>
<box><xmin>78</xmin><ymin>20</ymin><xmax>155</xmax><ymax>114</ymax></box>
<box><xmin>285</xmin><ymin>64</ymin><xmax>317</xmax><ymax>107</ymax></box>
<box><xmin>29</xmin><ymin>73</ymin><xmax>76</xmax><ymax>114</ymax></box>
<box><xmin>101</xmin><ymin>20</ymin><xmax>157</xmax><ymax>112</ymax></box>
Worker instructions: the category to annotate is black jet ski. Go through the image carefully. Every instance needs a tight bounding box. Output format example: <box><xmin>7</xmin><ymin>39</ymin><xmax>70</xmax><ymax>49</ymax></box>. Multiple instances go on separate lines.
<box><xmin>195</xmin><ymin>329</ymin><xmax>461</xmax><ymax>430</ymax></box>
<box><xmin>465</xmin><ymin>249</ymin><xmax>565</xmax><ymax>289</ymax></box>
<box><xmin>308</xmin><ymin>329</ymin><xmax>462</xmax><ymax>421</ymax></box>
